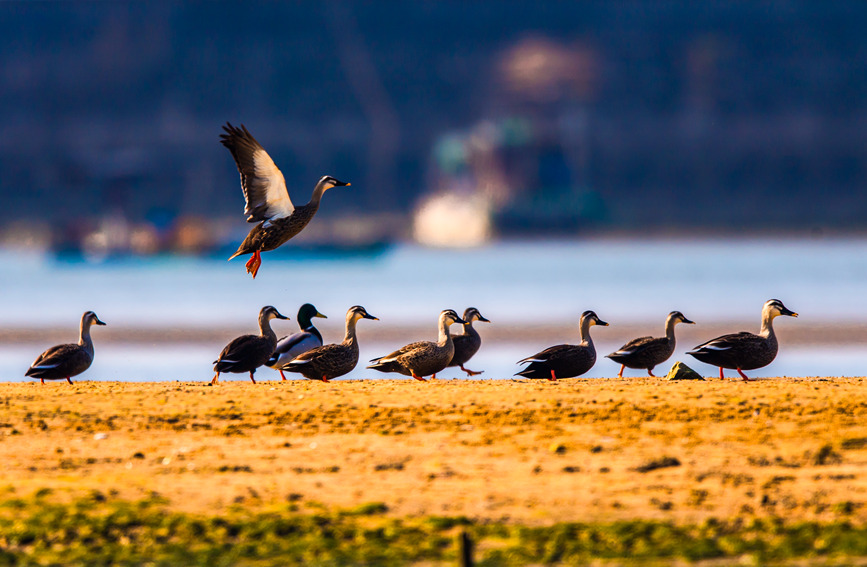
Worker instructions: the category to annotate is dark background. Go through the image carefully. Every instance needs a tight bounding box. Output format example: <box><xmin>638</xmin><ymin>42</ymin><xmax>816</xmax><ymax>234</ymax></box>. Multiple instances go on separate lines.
<box><xmin>1</xmin><ymin>1</ymin><xmax>865</xmax><ymax>240</ymax></box>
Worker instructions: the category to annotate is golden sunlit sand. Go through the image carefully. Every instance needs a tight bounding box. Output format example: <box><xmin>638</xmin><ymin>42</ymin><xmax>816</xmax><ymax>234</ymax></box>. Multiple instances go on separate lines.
<box><xmin>3</xmin><ymin>376</ymin><xmax>867</xmax><ymax>526</ymax></box>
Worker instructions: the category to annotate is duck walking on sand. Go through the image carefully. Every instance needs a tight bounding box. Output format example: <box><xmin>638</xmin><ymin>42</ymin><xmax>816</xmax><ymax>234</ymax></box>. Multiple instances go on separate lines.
<box><xmin>516</xmin><ymin>311</ymin><xmax>608</xmax><ymax>380</ymax></box>
<box><xmin>448</xmin><ymin>307</ymin><xmax>490</xmax><ymax>376</ymax></box>
<box><xmin>606</xmin><ymin>311</ymin><xmax>694</xmax><ymax>377</ymax></box>
<box><xmin>283</xmin><ymin>306</ymin><xmax>378</xmax><ymax>382</ymax></box>
<box><xmin>367</xmin><ymin>309</ymin><xmax>466</xmax><ymax>381</ymax></box>
<box><xmin>212</xmin><ymin>306</ymin><xmax>288</xmax><ymax>384</ymax></box>
<box><xmin>26</xmin><ymin>311</ymin><xmax>106</xmax><ymax>384</ymax></box>
<box><xmin>687</xmin><ymin>299</ymin><xmax>798</xmax><ymax>381</ymax></box>
<box><xmin>220</xmin><ymin>123</ymin><xmax>350</xmax><ymax>278</ymax></box>
<box><xmin>267</xmin><ymin>303</ymin><xmax>327</xmax><ymax>380</ymax></box>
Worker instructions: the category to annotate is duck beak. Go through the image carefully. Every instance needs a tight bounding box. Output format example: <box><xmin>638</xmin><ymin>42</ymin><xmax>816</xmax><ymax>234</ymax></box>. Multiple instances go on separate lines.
<box><xmin>784</xmin><ymin>309</ymin><xmax>799</xmax><ymax>317</ymax></box>
<box><xmin>334</xmin><ymin>179</ymin><xmax>351</xmax><ymax>187</ymax></box>
<box><xmin>596</xmin><ymin>319</ymin><xmax>609</xmax><ymax>327</ymax></box>
<box><xmin>477</xmin><ymin>314</ymin><xmax>491</xmax><ymax>323</ymax></box>
<box><xmin>455</xmin><ymin>317</ymin><xmax>467</xmax><ymax>325</ymax></box>
<box><xmin>363</xmin><ymin>313</ymin><xmax>379</xmax><ymax>321</ymax></box>
<box><xmin>275</xmin><ymin>312</ymin><xmax>289</xmax><ymax>320</ymax></box>
<box><xmin>683</xmin><ymin>318</ymin><xmax>695</xmax><ymax>325</ymax></box>
<box><xmin>315</xmin><ymin>312</ymin><xmax>327</xmax><ymax>319</ymax></box>
<box><xmin>95</xmin><ymin>317</ymin><xmax>107</xmax><ymax>326</ymax></box>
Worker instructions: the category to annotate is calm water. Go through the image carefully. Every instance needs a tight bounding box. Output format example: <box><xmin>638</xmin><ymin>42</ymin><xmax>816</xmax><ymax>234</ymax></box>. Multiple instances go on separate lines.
<box><xmin>1</xmin><ymin>237</ymin><xmax>864</xmax><ymax>380</ymax></box>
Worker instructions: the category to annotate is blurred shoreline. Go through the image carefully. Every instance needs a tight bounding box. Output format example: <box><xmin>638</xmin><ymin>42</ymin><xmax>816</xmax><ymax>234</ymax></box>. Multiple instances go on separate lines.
<box><xmin>1</xmin><ymin>321</ymin><xmax>862</xmax><ymax>346</ymax></box>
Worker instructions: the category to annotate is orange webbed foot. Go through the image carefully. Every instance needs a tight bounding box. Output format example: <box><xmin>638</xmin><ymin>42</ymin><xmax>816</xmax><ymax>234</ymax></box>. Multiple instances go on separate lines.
<box><xmin>245</xmin><ymin>251</ymin><xmax>262</xmax><ymax>278</ymax></box>
<box><xmin>460</xmin><ymin>365</ymin><xmax>484</xmax><ymax>376</ymax></box>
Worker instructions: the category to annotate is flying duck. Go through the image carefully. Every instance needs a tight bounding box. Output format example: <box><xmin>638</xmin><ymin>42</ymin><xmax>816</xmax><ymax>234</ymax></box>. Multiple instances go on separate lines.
<box><xmin>25</xmin><ymin>311</ymin><xmax>106</xmax><ymax>384</ymax></box>
<box><xmin>283</xmin><ymin>305</ymin><xmax>378</xmax><ymax>382</ymax></box>
<box><xmin>220</xmin><ymin>123</ymin><xmax>350</xmax><ymax>278</ymax></box>
<box><xmin>267</xmin><ymin>303</ymin><xmax>327</xmax><ymax>380</ymax></box>
<box><xmin>606</xmin><ymin>311</ymin><xmax>695</xmax><ymax>377</ymax></box>
<box><xmin>212</xmin><ymin>306</ymin><xmax>288</xmax><ymax>384</ymax></box>
<box><xmin>447</xmin><ymin>307</ymin><xmax>490</xmax><ymax>376</ymax></box>
<box><xmin>367</xmin><ymin>309</ymin><xmax>466</xmax><ymax>381</ymax></box>
<box><xmin>687</xmin><ymin>299</ymin><xmax>798</xmax><ymax>381</ymax></box>
<box><xmin>516</xmin><ymin>310</ymin><xmax>608</xmax><ymax>380</ymax></box>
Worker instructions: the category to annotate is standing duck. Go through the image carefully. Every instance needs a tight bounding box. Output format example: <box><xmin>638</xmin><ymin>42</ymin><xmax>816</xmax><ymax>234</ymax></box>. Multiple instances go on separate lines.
<box><xmin>283</xmin><ymin>305</ymin><xmax>378</xmax><ymax>382</ymax></box>
<box><xmin>516</xmin><ymin>310</ymin><xmax>608</xmax><ymax>380</ymax></box>
<box><xmin>367</xmin><ymin>309</ymin><xmax>466</xmax><ymax>381</ymax></box>
<box><xmin>687</xmin><ymin>299</ymin><xmax>798</xmax><ymax>381</ymax></box>
<box><xmin>606</xmin><ymin>311</ymin><xmax>695</xmax><ymax>377</ymax></box>
<box><xmin>220</xmin><ymin>123</ymin><xmax>350</xmax><ymax>278</ymax></box>
<box><xmin>448</xmin><ymin>307</ymin><xmax>490</xmax><ymax>376</ymax></box>
<box><xmin>26</xmin><ymin>311</ymin><xmax>106</xmax><ymax>384</ymax></box>
<box><xmin>212</xmin><ymin>306</ymin><xmax>288</xmax><ymax>384</ymax></box>
<box><xmin>267</xmin><ymin>303</ymin><xmax>327</xmax><ymax>380</ymax></box>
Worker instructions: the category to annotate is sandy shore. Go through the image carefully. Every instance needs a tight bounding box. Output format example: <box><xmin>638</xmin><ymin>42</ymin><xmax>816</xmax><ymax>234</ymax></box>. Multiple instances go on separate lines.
<box><xmin>2</xmin><ymin>377</ymin><xmax>867</xmax><ymax>526</ymax></box>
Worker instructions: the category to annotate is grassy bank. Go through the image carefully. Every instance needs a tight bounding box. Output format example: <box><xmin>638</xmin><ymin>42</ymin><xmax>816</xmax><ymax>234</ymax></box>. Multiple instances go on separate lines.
<box><xmin>2</xmin><ymin>494</ymin><xmax>867</xmax><ymax>565</ymax></box>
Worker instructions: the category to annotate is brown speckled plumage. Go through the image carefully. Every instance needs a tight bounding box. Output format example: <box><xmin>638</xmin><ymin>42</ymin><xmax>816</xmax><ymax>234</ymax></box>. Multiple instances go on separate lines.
<box><xmin>284</xmin><ymin>306</ymin><xmax>378</xmax><ymax>382</ymax></box>
<box><xmin>368</xmin><ymin>310</ymin><xmax>466</xmax><ymax>381</ymax></box>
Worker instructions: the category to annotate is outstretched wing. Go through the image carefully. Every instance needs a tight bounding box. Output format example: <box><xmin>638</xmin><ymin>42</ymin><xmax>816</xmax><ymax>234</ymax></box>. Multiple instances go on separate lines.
<box><xmin>220</xmin><ymin>122</ymin><xmax>294</xmax><ymax>223</ymax></box>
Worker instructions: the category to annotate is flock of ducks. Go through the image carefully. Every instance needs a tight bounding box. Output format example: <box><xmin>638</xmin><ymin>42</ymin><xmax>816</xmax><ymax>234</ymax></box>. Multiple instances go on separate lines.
<box><xmin>25</xmin><ymin>300</ymin><xmax>798</xmax><ymax>384</ymax></box>
<box><xmin>22</xmin><ymin>123</ymin><xmax>801</xmax><ymax>385</ymax></box>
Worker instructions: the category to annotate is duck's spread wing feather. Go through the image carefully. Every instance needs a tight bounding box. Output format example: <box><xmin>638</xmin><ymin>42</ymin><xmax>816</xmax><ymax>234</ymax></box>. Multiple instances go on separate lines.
<box><xmin>690</xmin><ymin>332</ymin><xmax>755</xmax><ymax>353</ymax></box>
<box><xmin>220</xmin><ymin>122</ymin><xmax>293</xmax><ymax>223</ymax></box>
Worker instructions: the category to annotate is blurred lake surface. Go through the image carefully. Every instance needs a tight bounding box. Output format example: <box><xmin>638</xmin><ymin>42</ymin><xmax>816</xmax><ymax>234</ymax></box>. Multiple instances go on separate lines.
<box><xmin>0</xmin><ymin>237</ymin><xmax>864</xmax><ymax>380</ymax></box>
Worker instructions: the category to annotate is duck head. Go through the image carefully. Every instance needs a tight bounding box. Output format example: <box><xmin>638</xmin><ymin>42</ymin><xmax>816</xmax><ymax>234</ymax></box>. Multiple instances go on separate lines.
<box><xmin>82</xmin><ymin>311</ymin><xmax>107</xmax><ymax>327</ymax></box>
<box><xmin>462</xmin><ymin>307</ymin><xmax>490</xmax><ymax>324</ymax></box>
<box><xmin>580</xmin><ymin>310</ymin><xmax>608</xmax><ymax>328</ymax></box>
<box><xmin>297</xmin><ymin>303</ymin><xmax>327</xmax><ymax>327</ymax></box>
<box><xmin>347</xmin><ymin>305</ymin><xmax>379</xmax><ymax>322</ymax></box>
<box><xmin>317</xmin><ymin>175</ymin><xmax>351</xmax><ymax>192</ymax></box>
<box><xmin>440</xmin><ymin>309</ymin><xmax>467</xmax><ymax>327</ymax></box>
<box><xmin>667</xmin><ymin>311</ymin><xmax>695</xmax><ymax>326</ymax></box>
<box><xmin>260</xmin><ymin>306</ymin><xmax>289</xmax><ymax>321</ymax></box>
<box><xmin>764</xmin><ymin>299</ymin><xmax>798</xmax><ymax>320</ymax></box>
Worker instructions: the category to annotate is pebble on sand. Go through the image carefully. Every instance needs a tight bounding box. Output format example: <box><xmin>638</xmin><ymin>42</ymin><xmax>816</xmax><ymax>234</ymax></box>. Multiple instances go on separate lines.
<box><xmin>665</xmin><ymin>361</ymin><xmax>704</xmax><ymax>381</ymax></box>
